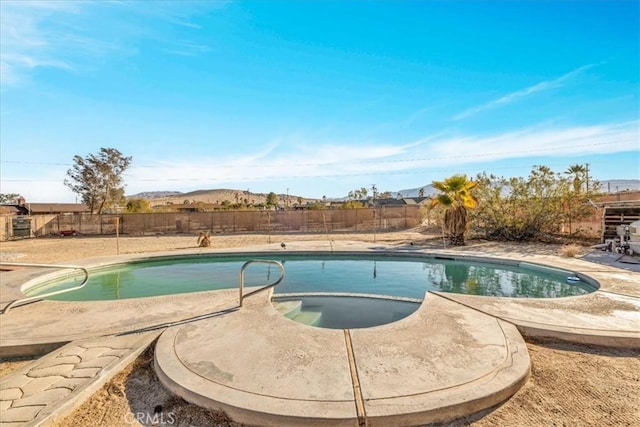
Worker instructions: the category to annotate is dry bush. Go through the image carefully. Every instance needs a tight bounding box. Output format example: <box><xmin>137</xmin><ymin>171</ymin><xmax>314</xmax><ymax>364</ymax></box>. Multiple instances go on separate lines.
<box><xmin>559</xmin><ymin>244</ymin><xmax>582</xmax><ymax>258</ymax></box>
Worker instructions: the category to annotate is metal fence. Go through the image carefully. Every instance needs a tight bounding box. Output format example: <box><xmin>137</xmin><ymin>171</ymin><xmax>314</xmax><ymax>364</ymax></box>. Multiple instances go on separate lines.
<box><xmin>1</xmin><ymin>206</ymin><xmax>422</xmax><ymax>240</ymax></box>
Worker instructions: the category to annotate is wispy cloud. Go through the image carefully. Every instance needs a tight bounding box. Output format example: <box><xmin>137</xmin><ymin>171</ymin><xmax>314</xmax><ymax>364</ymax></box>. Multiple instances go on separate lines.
<box><xmin>3</xmin><ymin>120</ymin><xmax>637</xmax><ymax>200</ymax></box>
<box><xmin>0</xmin><ymin>1</ymin><xmax>107</xmax><ymax>85</ymax></box>
<box><xmin>0</xmin><ymin>1</ymin><xmax>221</xmax><ymax>86</ymax></box>
<box><xmin>123</xmin><ymin>120</ymin><xmax>638</xmax><ymax>192</ymax></box>
<box><xmin>164</xmin><ymin>40</ymin><xmax>212</xmax><ymax>57</ymax></box>
<box><xmin>452</xmin><ymin>64</ymin><xmax>599</xmax><ymax>120</ymax></box>
<box><xmin>426</xmin><ymin>120</ymin><xmax>638</xmax><ymax>164</ymax></box>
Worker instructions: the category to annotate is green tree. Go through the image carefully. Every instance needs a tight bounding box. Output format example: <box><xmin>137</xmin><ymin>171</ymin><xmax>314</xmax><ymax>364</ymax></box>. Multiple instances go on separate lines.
<box><xmin>0</xmin><ymin>193</ymin><xmax>20</xmax><ymax>204</ymax></box>
<box><xmin>125</xmin><ymin>198</ymin><xmax>151</xmax><ymax>213</ymax></box>
<box><xmin>308</xmin><ymin>201</ymin><xmax>326</xmax><ymax>210</ymax></box>
<box><xmin>565</xmin><ymin>164</ymin><xmax>587</xmax><ymax>193</ymax></box>
<box><xmin>65</xmin><ymin>148</ymin><xmax>132</xmax><ymax>214</ymax></box>
<box><xmin>347</xmin><ymin>187</ymin><xmax>368</xmax><ymax>200</ymax></box>
<box><xmin>342</xmin><ymin>200</ymin><xmax>364</xmax><ymax>209</ymax></box>
<box><xmin>430</xmin><ymin>174</ymin><xmax>478</xmax><ymax>246</ymax></box>
<box><xmin>266</xmin><ymin>192</ymin><xmax>278</xmax><ymax>208</ymax></box>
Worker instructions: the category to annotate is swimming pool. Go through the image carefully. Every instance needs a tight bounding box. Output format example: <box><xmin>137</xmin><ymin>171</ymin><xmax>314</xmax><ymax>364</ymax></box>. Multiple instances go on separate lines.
<box><xmin>23</xmin><ymin>252</ymin><xmax>597</xmax><ymax>328</ymax></box>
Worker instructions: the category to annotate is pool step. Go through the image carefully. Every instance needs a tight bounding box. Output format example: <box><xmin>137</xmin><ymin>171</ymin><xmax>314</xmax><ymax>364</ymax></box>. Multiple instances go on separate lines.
<box><xmin>273</xmin><ymin>300</ymin><xmax>302</xmax><ymax>318</ymax></box>
<box><xmin>272</xmin><ymin>300</ymin><xmax>322</xmax><ymax>326</ymax></box>
<box><xmin>290</xmin><ymin>311</ymin><xmax>322</xmax><ymax>326</ymax></box>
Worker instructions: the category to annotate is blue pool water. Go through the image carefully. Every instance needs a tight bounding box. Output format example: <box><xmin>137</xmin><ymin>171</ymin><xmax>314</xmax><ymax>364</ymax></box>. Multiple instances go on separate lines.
<box><xmin>26</xmin><ymin>253</ymin><xmax>596</xmax><ymax>302</ymax></box>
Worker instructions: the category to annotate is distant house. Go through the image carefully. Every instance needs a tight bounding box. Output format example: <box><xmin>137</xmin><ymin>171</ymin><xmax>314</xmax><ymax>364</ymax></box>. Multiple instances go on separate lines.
<box><xmin>0</xmin><ymin>196</ymin><xmax>31</xmax><ymax>215</ymax></box>
<box><xmin>0</xmin><ymin>204</ymin><xmax>30</xmax><ymax>215</ymax></box>
<box><xmin>174</xmin><ymin>205</ymin><xmax>202</xmax><ymax>213</ymax></box>
<box><xmin>373</xmin><ymin>197</ymin><xmax>430</xmax><ymax>207</ymax></box>
<box><xmin>26</xmin><ymin>203</ymin><xmax>90</xmax><ymax>215</ymax></box>
<box><xmin>2</xmin><ymin>202</ymin><xmax>90</xmax><ymax>215</ymax></box>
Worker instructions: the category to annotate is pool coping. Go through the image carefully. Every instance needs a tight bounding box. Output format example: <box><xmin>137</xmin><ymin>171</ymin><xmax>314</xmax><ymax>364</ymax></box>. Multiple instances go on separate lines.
<box><xmin>1</xmin><ymin>242</ymin><xmax>638</xmax><ymax>353</ymax></box>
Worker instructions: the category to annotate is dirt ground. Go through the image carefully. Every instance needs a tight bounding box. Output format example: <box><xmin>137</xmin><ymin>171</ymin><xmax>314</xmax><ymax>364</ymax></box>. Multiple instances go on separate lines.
<box><xmin>1</xmin><ymin>230</ymin><xmax>639</xmax><ymax>426</ymax></box>
<box><xmin>45</xmin><ymin>339</ymin><xmax>639</xmax><ymax>427</ymax></box>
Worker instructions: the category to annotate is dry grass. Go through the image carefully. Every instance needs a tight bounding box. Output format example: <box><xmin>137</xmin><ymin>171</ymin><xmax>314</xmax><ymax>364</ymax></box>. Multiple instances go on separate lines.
<box><xmin>559</xmin><ymin>243</ymin><xmax>583</xmax><ymax>258</ymax></box>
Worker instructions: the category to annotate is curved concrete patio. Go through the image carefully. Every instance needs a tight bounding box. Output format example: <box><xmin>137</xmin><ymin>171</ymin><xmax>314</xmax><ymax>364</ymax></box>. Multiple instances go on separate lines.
<box><xmin>1</xmin><ymin>241</ymin><xmax>638</xmax><ymax>426</ymax></box>
<box><xmin>154</xmin><ymin>290</ymin><xmax>529</xmax><ymax>427</ymax></box>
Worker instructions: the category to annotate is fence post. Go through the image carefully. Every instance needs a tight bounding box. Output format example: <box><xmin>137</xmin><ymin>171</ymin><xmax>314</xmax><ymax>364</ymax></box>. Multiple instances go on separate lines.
<box><xmin>355</xmin><ymin>209</ymin><xmax>358</xmax><ymax>231</ymax></box>
<box><xmin>115</xmin><ymin>216</ymin><xmax>120</xmax><ymax>255</ymax></box>
<box><xmin>373</xmin><ymin>209</ymin><xmax>376</xmax><ymax>243</ymax></box>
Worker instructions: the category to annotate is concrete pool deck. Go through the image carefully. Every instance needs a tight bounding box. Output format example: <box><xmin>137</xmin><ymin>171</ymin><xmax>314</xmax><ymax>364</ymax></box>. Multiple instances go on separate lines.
<box><xmin>154</xmin><ymin>291</ymin><xmax>530</xmax><ymax>427</ymax></box>
<box><xmin>1</xmin><ymin>241</ymin><xmax>639</xmax><ymax>426</ymax></box>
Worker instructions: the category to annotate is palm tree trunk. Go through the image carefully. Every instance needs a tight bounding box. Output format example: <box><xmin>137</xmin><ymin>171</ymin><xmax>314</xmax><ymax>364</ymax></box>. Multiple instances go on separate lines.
<box><xmin>449</xmin><ymin>233</ymin><xmax>465</xmax><ymax>246</ymax></box>
<box><xmin>445</xmin><ymin>206</ymin><xmax>467</xmax><ymax>245</ymax></box>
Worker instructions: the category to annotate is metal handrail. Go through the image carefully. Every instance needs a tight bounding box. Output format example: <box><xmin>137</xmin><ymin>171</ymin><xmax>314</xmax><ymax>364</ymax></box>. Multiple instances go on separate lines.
<box><xmin>239</xmin><ymin>260</ymin><xmax>285</xmax><ymax>307</ymax></box>
<box><xmin>1</xmin><ymin>262</ymin><xmax>90</xmax><ymax>314</ymax></box>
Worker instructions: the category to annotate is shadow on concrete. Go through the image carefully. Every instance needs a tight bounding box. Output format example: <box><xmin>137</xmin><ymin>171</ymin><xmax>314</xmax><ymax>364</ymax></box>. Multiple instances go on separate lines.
<box><xmin>117</xmin><ymin>306</ymin><xmax>239</xmax><ymax>336</ymax></box>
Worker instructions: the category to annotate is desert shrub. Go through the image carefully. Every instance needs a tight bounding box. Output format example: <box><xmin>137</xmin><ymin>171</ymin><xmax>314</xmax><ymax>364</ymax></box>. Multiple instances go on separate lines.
<box><xmin>125</xmin><ymin>198</ymin><xmax>151</xmax><ymax>213</ymax></box>
<box><xmin>560</xmin><ymin>244</ymin><xmax>582</xmax><ymax>258</ymax></box>
<box><xmin>470</xmin><ymin>165</ymin><xmax>599</xmax><ymax>242</ymax></box>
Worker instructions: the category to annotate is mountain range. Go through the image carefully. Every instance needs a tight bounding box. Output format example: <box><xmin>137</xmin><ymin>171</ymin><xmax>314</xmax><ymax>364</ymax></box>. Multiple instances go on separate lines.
<box><xmin>129</xmin><ymin>179</ymin><xmax>640</xmax><ymax>204</ymax></box>
<box><xmin>396</xmin><ymin>179</ymin><xmax>640</xmax><ymax>198</ymax></box>
<box><xmin>128</xmin><ymin>189</ymin><xmax>314</xmax><ymax>206</ymax></box>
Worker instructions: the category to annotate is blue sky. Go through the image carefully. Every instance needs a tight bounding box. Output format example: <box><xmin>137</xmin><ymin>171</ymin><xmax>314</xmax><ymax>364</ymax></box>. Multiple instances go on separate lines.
<box><xmin>1</xmin><ymin>1</ymin><xmax>638</xmax><ymax>203</ymax></box>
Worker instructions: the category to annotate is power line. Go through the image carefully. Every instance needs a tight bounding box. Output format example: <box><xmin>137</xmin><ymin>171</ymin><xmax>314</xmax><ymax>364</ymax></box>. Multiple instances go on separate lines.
<box><xmin>0</xmin><ymin>138</ymin><xmax>635</xmax><ymax>170</ymax></box>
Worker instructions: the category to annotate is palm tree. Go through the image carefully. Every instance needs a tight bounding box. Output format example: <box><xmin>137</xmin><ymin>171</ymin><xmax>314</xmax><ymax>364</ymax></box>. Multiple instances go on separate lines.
<box><xmin>565</xmin><ymin>164</ymin><xmax>586</xmax><ymax>193</ymax></box>
<box><xmin>431</xmin><ymin>174</ymin><xmax>478</xmax><ymax>246</ymax></box>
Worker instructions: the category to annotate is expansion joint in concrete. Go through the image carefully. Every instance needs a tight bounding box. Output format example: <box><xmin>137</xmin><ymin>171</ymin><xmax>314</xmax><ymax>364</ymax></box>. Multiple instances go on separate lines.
<box><xmin>343</xmin><ymin>329</ymin><xmax>367</xmax><ymax>427</ymax></box>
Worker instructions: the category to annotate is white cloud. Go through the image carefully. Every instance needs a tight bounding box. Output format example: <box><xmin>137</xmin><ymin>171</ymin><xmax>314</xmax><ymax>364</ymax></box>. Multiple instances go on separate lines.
<box><xmin>0</xmin><ymin>1</ymin><xmax>77</xmax><ymax>84</ymax></box>
<box><xmin>3</xmin><ymin>120</ymin><xmax>637</xmax><ymax>201</ymax></box>
<box><xmin>452</xmin><ymin>64</ymin><xmax>599</xmax><ymax>120</ymax></box>
<box><xmin>0</xmin><ymin>1</ymin><xmax>219</xmax><ymax>86</ymax></box>
<box><xmin>122</xmin><ymin>120</ymin><xmax>639</xmax><ymax>192</ymax></box>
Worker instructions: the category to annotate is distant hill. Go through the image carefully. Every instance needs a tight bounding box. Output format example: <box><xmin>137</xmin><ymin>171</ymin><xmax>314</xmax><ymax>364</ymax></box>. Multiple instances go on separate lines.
<box><xmin>128</xmin><ymin>191</ymin><xmax>184</xmax><ymax>199</ymax></box>
<box><xmin>597</xmin><ymin>179</ymin><xmax>640</xmax><ymax>193</ymax></box>
<box><xmin>128</xmin><ymin>179</ymin><xmax>639</xmax><ymax>206</ymax></box>
<box><xmin>128</xmin><ymin>189</ymin><xmax>316</xmax><ymax>207</ymax></box>
<box><xmin>396</xmin><ymin>179</ymin><xmax>640</xmax><ymax>198</ymax></box>
<box><xmin>395</xmin><ymin>184</ymin><xmax>437</xmax><ymax>198</ymax></box>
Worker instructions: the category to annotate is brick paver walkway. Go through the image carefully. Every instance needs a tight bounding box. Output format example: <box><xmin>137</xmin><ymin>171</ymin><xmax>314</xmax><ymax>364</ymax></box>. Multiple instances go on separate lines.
<box><xmin>0</xmin><ymin>331</ymin><xmax>159</xmax><ymax>426</ymax></box>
